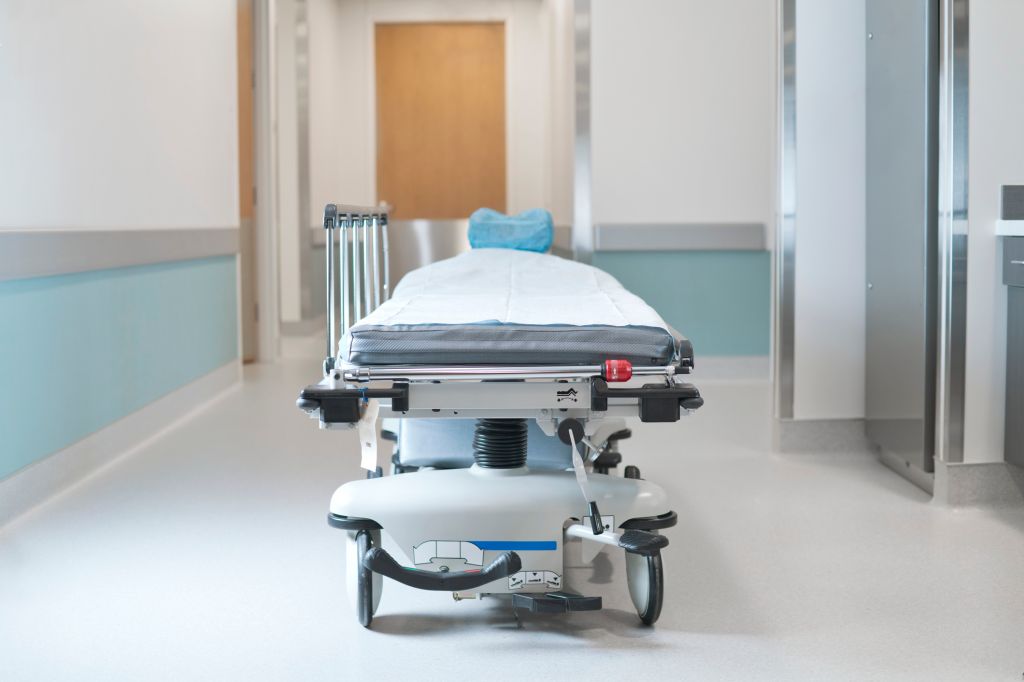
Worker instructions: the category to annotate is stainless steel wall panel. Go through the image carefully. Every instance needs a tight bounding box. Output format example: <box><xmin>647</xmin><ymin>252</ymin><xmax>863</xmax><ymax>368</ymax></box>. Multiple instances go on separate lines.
<box><xmin>934</xmin><ymin>0</ymin><xmax>969</xmax><ymax>464</ymax></box>
<box><xmin>775</xmin><ymin>0</ymin><xmax>797</xmax><ymax>420</ymax></box>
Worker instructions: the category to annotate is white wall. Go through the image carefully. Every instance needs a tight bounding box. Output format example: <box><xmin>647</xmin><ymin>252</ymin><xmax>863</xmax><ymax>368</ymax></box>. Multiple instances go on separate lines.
<box><xmin>963</xmin><ymin>0</ymin><xmax>1024</xmax><ymax>463</ymax></box>
<box><xmin>309</xmin><ymin>0</ymin><xmax>370</xmax><ymax>211</ymax></box>
<box><xmin>590</xmin><ymin>0</ymin><xmax>776</xmax><ymax>228</ymax></box>
<box><xmin>307</xmin><ymin>0</ymin><xmax>559</xmax><ymax>219</ymax></box>
<box><xmin>792</xmin><ymin>0</ymin><xmax>866</xmax><ymax>420</ymax></box>
<box><xmin>0</xmin><ymin>1</ymin><xmax>239</xmax><ymax>230</ymax></box>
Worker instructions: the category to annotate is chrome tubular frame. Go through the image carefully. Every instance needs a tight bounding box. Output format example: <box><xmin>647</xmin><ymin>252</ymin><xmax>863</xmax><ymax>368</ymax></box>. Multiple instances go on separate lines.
<box><xmin>325</xmin><ymin>222</ymin><xmax>336</xmax><ymax>363</ymax></box>
<box><xmin>323</xmin><ymin>204</ymin><xmax>391</xmax><ymax>374</ymax></box>
<box><xmin>381</xmin><ymin>214</ymin><xmax>391</xmax><ymax>302</ymax></box>
<box><xmin>371</xmin><ymin>216</ymin><xmax>382</xmax><ymax>309</ymax></box>
<box><xmin>340</xmin><ymin>214</ymin><xmax>350</xmax><ymax>333</ymax></box>
<box><xmin>351</xmin><ymin>214</ymin><xmax>362</xmax><ymax>324</ymax></box>
<box><xmin>361</xmin><ymin>214</ymin><xmax>373</xmax><ymax>314</ymax></box>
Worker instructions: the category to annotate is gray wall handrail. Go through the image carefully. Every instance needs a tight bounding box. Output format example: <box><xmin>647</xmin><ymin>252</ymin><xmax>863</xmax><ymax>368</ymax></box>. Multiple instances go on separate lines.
<box><xmin>594</xmin><ymin>222</ymin><xmax>766</xmax><ymax>252</ymax></box>
<box><xmin>0</xmin><ymin>227</ymin><xmax>240</xmax><ymax>283</ymax></box>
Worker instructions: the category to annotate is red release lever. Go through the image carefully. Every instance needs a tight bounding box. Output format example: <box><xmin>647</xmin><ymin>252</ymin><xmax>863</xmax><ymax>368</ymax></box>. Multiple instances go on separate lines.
<box><xmin>603</xmin><ymin>359</ymin><xmax>633</xmax><ymax>382</ymax></box>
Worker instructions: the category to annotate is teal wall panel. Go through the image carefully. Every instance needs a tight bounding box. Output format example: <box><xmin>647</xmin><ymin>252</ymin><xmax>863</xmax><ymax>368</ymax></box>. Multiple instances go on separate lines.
<box><xmin>593</xmin><ymin>250</ymin><xmax>770</xmax><ymax>357</ymax></box>
<box><xmin>0</xmin><ymin>256</ymin><xmax>238</xmax><ymax>480</ymax></box>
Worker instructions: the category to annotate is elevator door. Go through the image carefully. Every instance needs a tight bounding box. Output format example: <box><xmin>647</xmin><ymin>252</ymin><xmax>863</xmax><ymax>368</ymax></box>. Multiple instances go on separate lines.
<box><xmin>865</xmin><ymin>0</ymin><xmax>938</xmax><ymax>475</ymax></box>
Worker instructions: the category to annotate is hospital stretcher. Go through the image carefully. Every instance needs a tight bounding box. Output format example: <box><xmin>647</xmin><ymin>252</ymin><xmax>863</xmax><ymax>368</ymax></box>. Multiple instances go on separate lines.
<box><xmin>297</xmin><ymin>204</ymin><xmax>703</xmax><ymax>627</ymax></box>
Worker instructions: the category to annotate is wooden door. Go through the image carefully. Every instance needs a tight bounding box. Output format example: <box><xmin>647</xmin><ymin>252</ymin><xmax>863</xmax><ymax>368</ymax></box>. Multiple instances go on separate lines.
<box><xmin>375</xmin><ymin>22</ymin><xmax>506</xmax><ymax>219</ymax></box>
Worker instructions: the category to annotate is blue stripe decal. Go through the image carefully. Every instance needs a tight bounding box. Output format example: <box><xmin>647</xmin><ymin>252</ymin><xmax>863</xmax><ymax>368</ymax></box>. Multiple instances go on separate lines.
<box><xmin>470</xmin><ymin>541</ymin><xmax>557</xmax><ymax>551</ymax></box>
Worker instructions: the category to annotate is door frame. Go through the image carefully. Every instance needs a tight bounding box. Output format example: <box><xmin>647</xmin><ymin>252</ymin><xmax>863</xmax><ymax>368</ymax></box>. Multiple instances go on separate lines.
<box><xmin>252</xmin><ymin>0</ymin><xmax>281</xmax><ymax>362</ymax></box>
<box><xmin>772</xmin><ymin>0</ymin><xmax>970</xmax><ymax>467</ymax></box>
<box><xmin>773</xmin><ymin>0</ymin><xmax>796</xmax><ymax>420</ymax></box>
<box><xmin>933</xmin><ymin>0</ymin><xmax>969</xmax><ymax>464</ymax></box>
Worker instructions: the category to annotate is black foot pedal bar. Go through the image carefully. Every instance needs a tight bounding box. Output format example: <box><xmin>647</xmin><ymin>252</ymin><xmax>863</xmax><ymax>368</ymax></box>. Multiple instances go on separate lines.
<box><xmin>511</xmin><ymin>592</ymin><xmax>602</xmax><ymax>614</ymax></box>
<box><xmin>617</xmin><ymin>529</ymin><xmax>669</xmax><ymax>557</ymax></box>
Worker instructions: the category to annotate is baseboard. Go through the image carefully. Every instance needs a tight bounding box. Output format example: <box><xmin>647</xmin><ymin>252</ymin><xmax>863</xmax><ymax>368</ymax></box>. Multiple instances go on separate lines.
<box><xmin>0</xmin><ymin>360</ymin><xmax>240</xmax><ymax>528</ymax></box>
<box><xmin>774</xmin><ymin>418</ymin><xmax>873</xmax><ymax>454</ymax></box>
<box><xmin>933</xmin><ymin>460</ymin><xmax>1024</xmax><ymax>507</ymax></box>
<box><xmin>280</xmin><ymin>314</ymin><xmax>326</xmax><ymax>336</ymax></box>
<box><xmin>774</xmin><ymin>418</ymin><xmax>937</xmax><ymax>493</ymax></box>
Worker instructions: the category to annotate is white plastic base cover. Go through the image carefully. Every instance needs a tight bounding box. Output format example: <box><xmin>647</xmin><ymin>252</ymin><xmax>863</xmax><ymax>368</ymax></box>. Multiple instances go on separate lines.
<box><xmin>331</xmin><ymin>466</ymin><xmax>669</xmax><ymax>595</ymax></box>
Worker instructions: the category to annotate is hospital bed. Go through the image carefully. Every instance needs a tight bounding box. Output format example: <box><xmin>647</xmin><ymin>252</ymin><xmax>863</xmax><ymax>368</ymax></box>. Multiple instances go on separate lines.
<box><xmin>297</xmin><ymin>204</ymin><xmax>703</xmax><ymax>627</ymax></box>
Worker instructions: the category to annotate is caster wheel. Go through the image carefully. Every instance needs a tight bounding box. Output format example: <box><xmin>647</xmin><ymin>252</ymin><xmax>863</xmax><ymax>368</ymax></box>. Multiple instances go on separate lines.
<box><xmin>346</xmin><ymin>530</ymin><xmax>383</xmax><ymax>627</ymax></box>
<box><xmin>625</xmin><ymin>549</ymin><xmax>664</xmax><ymax>626</ymax></box>
<box><xmin>390</xmin><ymin>453</ymin><xmax>417</xmax><ymax>475</ymax></box>
<box><xmin>624</xmin><ymin>465</ymin><xmax>641</xmax><ymax>479</ymax></box>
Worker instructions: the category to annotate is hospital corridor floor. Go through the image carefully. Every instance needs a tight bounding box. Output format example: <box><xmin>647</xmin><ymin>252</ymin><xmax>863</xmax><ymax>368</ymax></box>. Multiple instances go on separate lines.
<box><xmin>2</xmin><ymin>353</ymin><xmax>1023</xmax><ymax>681</ymax></box>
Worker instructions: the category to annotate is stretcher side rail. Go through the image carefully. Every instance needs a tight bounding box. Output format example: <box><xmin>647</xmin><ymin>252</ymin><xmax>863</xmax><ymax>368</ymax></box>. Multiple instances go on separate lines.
<box><xmin>341</xmin><ymin>363</ymin><xmax>676</xmax><ymax>383</ymax></box>
<box><xmin>296</xmin><ymin>374</ymin><xmax>702</xmax><ymax>425</ymax></box>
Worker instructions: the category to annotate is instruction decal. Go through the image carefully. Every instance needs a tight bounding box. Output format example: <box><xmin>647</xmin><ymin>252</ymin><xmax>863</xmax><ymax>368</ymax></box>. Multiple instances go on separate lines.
<box><xmin>556</xmin><ymin>387</ymin><xmax>579</xmax><ymax>403</ymax></box>
<box><xmin>508</xmin><ymin>571</ymin><xmax>561</xmax><ymax>590</ymax></box>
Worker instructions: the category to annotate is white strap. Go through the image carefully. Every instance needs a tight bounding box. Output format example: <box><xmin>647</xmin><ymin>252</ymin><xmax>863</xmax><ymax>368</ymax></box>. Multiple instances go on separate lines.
<box><xmin>358</xmin><ymin>399</ymin><xmax>380</xmax><ymax>471</ymax></box>
<box><xmin>567</xmin><ymin>430</ymin><xmax>594</xmax><ymax>505</ymax></box>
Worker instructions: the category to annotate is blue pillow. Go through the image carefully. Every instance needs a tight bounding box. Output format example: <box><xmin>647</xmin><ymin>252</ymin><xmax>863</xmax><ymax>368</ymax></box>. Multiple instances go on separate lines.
<box><xmin>468</xmin><ymin>208</ymin><xmax>553</xmax><ymax>253</ymax></box>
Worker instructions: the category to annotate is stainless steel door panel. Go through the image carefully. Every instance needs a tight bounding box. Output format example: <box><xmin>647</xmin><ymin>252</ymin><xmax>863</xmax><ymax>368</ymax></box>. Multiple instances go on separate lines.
<box><xmin>865</xmin><ymin>0</ymin><xmax>938</xmax><ymax>474</ymax></box>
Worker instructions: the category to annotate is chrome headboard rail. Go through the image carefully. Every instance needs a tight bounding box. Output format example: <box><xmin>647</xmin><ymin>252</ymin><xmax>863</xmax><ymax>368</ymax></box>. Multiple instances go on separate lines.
<box><xmin>322</xmin><ymin>203</ymin><xmax>391</xmax><ymax>374</ymax></box>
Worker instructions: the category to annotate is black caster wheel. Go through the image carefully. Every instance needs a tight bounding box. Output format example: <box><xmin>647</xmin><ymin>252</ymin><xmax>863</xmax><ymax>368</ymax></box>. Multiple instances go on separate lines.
<box><xmin>346</xmin><ymin>530</ymin><xmax>382</xmax><ymax>627</ymax></box>
<box><xmin>390</xmin><ymin>452</ymin><xmax>417</xmax><ymax>475</ymax></box>
<box><xmin>626</xmin><ymin>550</ymin><xmax>664</xmax><ymax>626</ymax></box>
<box><xmin>624</xmin><ymin>465</ymin><xmax>641</xmax><ymax>479</ymax></box>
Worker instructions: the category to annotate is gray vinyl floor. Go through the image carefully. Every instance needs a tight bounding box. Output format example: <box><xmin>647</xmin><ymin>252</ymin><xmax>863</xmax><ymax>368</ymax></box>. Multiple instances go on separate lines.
<box><xmin>2</xmin><ymin>350</ymin><xmax>1024</xmax><ymax>681</ymax></box>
